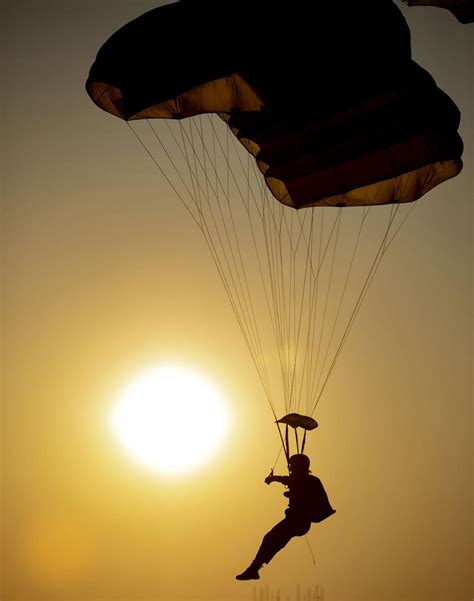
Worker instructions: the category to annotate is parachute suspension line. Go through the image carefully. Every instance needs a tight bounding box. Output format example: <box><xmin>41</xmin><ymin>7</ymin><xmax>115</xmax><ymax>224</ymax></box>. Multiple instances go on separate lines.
<box><xmin>183</xmin><ymin>120</ymin><xmax>209</xmax><ymax>239</ymax></box>
<box><xmin>303</xmin><ymin>208</ymin><xmax>324</xmax><ymax>416</ymax></box>
<box><xmin>305</xmin><ymin>209</ymin><xmax>343</xmax><ymax>410</ymax></box>
<box><xmin>247</xmin><ymin>170</ymin><xmax>286</xmax><ymax>414</ymax></box>
<box><xmin>287</xmin><ymin>209</ymin><xmax>315</xmax><ymax>415</ymax></box>
<box><xmin>304</xmin><ymin>206</ymin><xmax>337</xmax><ymax>416</ymax></box>
<box><xmin>296</xmin><ymin>210</ymin><xmax>314</xmax><ymax>413</ymax></box>
<box><xmin>284</xmin><ymin>206</ymin><xmax>339</xmax><ymax>416</ymax></box>
<box><xmin>385</xmin><ymin>198</ymin><xmax>419</xmax><ymax>251</ymax></box>
<box><xmin>191</xmin><ymin>118</ymin><xmax>275</xmax><ymax>409</ymax></box>
<box><xmin>234</xmin><ymin>176</ymin><xmax>291</xmax><ymax>418</ymax></box>
<box><xmin>247</xmin><ymin>154</ymin><xmax>310</xmax><ymax>416</ymax></box>
<box><xmin>294</xmin><ymin>209</ymin><xmax>315</xmax><ymax>416</ymax></box>
<box><xmin>144</xmin><ymin>117</ymin><xmax>275</xmax><ymax>410</ymax></box>
<box><xmin>256</xmin><ymin>180</ymin><xmax>296</xmax><ymax>411</ymax></box>
<box><xmin>310</xmin><ymin>208</ymin><xmax>343</xmax><ymax>408</ymax></box>
<box><xmin>289</xmin><ymin>208</ymin><xmax>298</xmax><ymax>413</ymax></box>
<box><xmin>275</xmin><ymin>204</ymin><xmax>311</xmax><ymax>415</ymax></box>
<box><xmin>310</xmin><ymin>206</ymin><xmax>371</xmax><ymax>404</ymax></box>
<box><xmin>268</xmin><ymin>202</ymin><xmax>283</xmax><ymax>403</ymax></box>
<box><xmin>278</xmin><ymin>204</ymin><xmax>292</xmax><ymax>413</ymax></box>
<box><xmin>313</xmin><ymin>206</ymin><xmax>371</xmax><ymax>405</ymax></box>
<box><xmin>188</xmin><ymin>116</ymin><xmax>203</xmax><ymax>216</ymax></box>
<box><xmin>271</xmin><ymin>204</ymin><xmax>340</xmax><ymax>418</ymax></box>
<box><xmin>132</xmin><ymin>120</ymin><xmax>259</xmax><ymax>371</ymax></box>
<box><xmin>273</xmin><ymin>207</ymin><xmax>293</xmax><ymax>412</ymax></box>
<box><xmin>303</xmin><ymin>535</ymin><xmax>317</xmax><ymax>567</ymax></box>
<box><xmin>283</xmin><ymin>205</ymin><xmax>309</xmax><ymax>413</ymax></box>
<box><xmin>234</xmin><ymin>148</ymin><xmax>278</xmax><ymax>404</ymax></box>
<box><xmin>127</xmin><ymin>122</ymin><xmax>204</xmax><ymax>233</ymax></box>
<box><xmin>179</xmin><ymin>120</ymin><xmax>265</xmax><ymax>382</ymax></box>
<box><xmin>206</xmin><ymin>122</ymin><xmax>283</xmax><ymax>415</ymax></box>
<box><xmin>146</xmin><ymin>119</ymin><xmax>215</xmax><ymax>233</ymax></box>
<box><xmin>301</xmin><ymin>429</ymin><xmax>307</xmax><ymax>454</ymax></box>
<box><xmin>273</xmin><ymin>423</ymin><xmax>290</xmax><ymax>468</ymax></box>
<box><xmin>141</xmin><ymin>115</ymin><xmax>248</xmax><ymax>340</ymax></box>
<box><xmin>211</xmin><ymin>118</ymin><xmax>263</xmax><ymax>221</ymax></box>
<box><xmin>266</xmin><ymin>202</ymin><xmax>286</xmax><ymax>408</ymax></box>
<box><xmin>199</xmin><ymin>115</ymin><xmax>211</xmax><ymax>204</ymax></box>
<box><xmin>245</xmin><ymin>157</ymin><xmax>319</xmax><ymax>417</ymax></box>
<box><xmin>274</xmin><ymin>203</ymin><xmax>291</xmax><ymax>413</ymax></box>
<box><xmin>293</xmin><ymin>209</ymin><xmax>303</xmax><ymax>412</ymax></box>
<box><xmin>241</xmin><ymin>156</ymin><xmax>292</xmax><ymax>409</ymax></box>
<box><xmin>193</xmin><ymin>118</ymin><xmax>275</xmax><ymax>414</ymax></box>
<box><xmin>309</xmin><ymin>202</ymin><xmax>404</xmax><ymax>414</ymax></box>
<box><xmin>253</xmin><ymin>185</ymin><xmax>286</xmax><ymax>399</ymax></box>
<box><xmin>175</xmin><ymin>121</ymin><xmax>202</xmax><ymax>213</ymax></box>
<box><xmin>294</xmin><ymin>428</ymin><xmax>300</xmax><ymax>454</ymax></box>
<box><xmin>271</xmin><ymin>207</ymin><xmax>296</xmax><ymax>412</ymax></box>
<box><xmin>271</xmin><ymin>442</ymin><xmax>284</xmax><ymax>472</ymax></box>
<box><xmin>309</xmin><ymin>214</ymin><xmax>392</xmax><ymax>414</ymax></box>
<box><xmin>190</xmin><ymin>116</ymin><xmax>271</xmax><ymax>406</ymax></box>
<box><xmin>243</xmin><ymin>147</ymin><xmax>277</xmax><ymax>411</ymax></box>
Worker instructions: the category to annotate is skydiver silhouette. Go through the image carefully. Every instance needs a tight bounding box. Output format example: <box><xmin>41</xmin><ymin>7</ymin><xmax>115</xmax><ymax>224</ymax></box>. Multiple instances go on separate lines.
<box><xmin>236</xmin><ymin>454</ymin><xmax>335</xmax><ymax>581</ymax></box>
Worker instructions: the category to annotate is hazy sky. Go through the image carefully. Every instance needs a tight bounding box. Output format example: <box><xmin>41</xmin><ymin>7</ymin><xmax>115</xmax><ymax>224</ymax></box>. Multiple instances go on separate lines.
<box><xmin>1</xmin><ymin>2</ymin><xmax>472</xmax><ymax>601</ymax></box>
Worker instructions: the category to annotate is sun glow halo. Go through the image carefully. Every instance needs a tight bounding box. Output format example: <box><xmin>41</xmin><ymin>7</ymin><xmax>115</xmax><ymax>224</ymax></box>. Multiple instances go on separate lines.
<box><xmin>110</xmin><ymin>365</ymin><xmax>231</xmax><ymax>475</ymax></box>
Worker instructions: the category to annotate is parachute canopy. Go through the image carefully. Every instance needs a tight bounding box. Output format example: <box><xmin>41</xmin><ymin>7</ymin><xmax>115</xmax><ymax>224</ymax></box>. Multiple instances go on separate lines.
<box><xmin>86</xmin><ymin>0</ymin><xmax>463</xmax><ymax>210</ymax></box>
<box><xmin>86</xmin><ymin>1</ymin><xmax>465</xmax><ymax>463</ymax></box>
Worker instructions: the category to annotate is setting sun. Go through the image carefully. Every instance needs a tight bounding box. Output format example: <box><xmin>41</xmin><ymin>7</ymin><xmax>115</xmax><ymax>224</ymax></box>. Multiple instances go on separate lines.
<box><xmin>110</xmin><ymin>365</ymin><xmax>231</xmax><ymax>475</ymax></box>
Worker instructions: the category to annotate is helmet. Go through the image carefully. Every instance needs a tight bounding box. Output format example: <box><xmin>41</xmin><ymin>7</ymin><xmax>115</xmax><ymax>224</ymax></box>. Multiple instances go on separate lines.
<box><xmin>289</xmin><ymin>454</ymin><xmax>310</xmax><ymax>472</ymax></box>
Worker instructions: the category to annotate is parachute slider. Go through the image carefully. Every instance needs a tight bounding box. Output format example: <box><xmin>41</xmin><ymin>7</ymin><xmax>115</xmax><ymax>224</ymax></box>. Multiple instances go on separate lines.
<box><xmin>276</xmin><ymin>413</ymin><xmax>318</xmax><ymax>431</ymax></box>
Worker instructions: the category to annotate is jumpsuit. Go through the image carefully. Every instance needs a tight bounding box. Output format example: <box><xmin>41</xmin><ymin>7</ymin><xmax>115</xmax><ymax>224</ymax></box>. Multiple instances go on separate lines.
<box><xmin>253</xmin><ymin>473</ymin><xmax>335</xmax><ymax>566</ymax></box>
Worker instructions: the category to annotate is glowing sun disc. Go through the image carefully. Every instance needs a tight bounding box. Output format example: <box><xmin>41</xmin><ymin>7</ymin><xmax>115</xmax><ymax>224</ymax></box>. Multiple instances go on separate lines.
<box><xmin>110</xmin><ymin>365</ymin><xmax>230</xmax><ymax>475</ymax></box>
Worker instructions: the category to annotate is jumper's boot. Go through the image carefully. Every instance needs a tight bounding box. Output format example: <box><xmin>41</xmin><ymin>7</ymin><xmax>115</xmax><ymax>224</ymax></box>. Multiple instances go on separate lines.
<box><xmin>235</xmin><ymin>561</ymin><xmax>261</xmax><ymax>580</ymax></box>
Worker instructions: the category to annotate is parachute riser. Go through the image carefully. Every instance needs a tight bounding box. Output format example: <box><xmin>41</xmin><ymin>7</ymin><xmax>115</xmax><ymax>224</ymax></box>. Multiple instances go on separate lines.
<box><xmin>276</xmin><ymin>422</ymin><xmax>290</xmax><ymax>467</ymax></box>
<box><xmin>275</xmin><ymin>412</ymin><xmax>317</xmax><ymax>472</ymax></box>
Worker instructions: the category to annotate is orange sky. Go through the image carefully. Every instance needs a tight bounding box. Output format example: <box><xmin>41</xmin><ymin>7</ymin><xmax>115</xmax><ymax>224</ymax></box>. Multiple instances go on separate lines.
<box><xmin>1</xmin><ymin>2</ymin><xmax>472</xmax><ymax>601</ymax></box>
